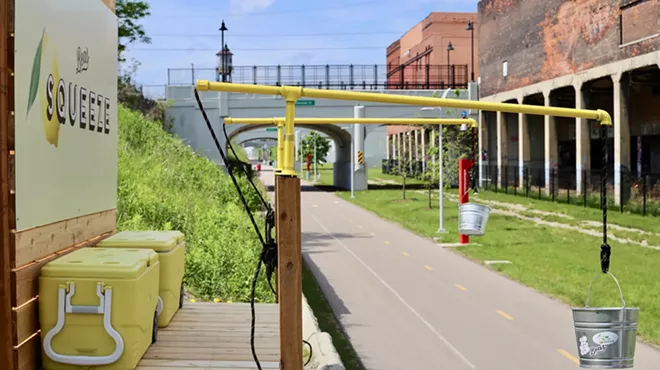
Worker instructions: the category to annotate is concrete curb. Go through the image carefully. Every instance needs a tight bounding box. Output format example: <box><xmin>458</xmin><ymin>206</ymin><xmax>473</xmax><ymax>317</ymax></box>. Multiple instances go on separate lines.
<box><xmin>302</xmin><ymin>294</ymin><xmax>345</xmax><ymax>370</ymax></box>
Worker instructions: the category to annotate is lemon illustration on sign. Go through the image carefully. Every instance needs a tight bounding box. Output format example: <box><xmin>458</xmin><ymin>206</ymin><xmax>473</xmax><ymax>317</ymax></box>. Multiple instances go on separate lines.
<box><xmin>26</xmin><ymin>29</ymin><xmax>61</xmax><ymax>147</ymax></box>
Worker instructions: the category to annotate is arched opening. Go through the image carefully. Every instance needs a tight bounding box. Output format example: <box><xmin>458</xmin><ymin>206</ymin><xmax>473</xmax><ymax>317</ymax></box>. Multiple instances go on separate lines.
<box><xmin>227</xmin><ymin>123</ymin><xmax>354</xmax><ymax>189</ymax></box>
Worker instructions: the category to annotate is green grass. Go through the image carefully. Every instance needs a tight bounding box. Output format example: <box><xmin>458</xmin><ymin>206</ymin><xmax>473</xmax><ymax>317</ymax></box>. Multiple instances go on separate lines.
<box><xmin>302</xmin><ymin>261</ymin><xmax>364</xmax><ymax>370</ymax></box>
<box><xmin>335</xmin><ymin>183</ymin><xmax>660</xmax><ymax>345</ymax></box>
<box><xmin>116</xmin><ymin>105</ymin><xmax>273</xmax><ymax>303</ymax></box>
<box><xmin>463</xmin><ymin>189</ymin><xmax>660</xmax><ymax>234</ymax></box>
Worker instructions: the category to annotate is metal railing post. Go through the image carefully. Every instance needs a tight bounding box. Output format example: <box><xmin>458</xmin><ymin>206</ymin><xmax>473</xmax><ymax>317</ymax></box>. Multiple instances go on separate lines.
<box><xmin>277</xmin><ymin>65</ymin><xmax>281</xmax><ymax>86</ymax></box>
<box><xmin>349</xmin><ymin>64</ymin><xmax>354</xmax><ymax>89</ymax></box>
<box><xmin>643</xmin><ymin>174</ymin><xmax>648</xmax><ymax>216</ymax></box>
<box><xmin>426</xmin><ymin>64</ymin><xmax>431</xmax><ymax>89</ymax></box>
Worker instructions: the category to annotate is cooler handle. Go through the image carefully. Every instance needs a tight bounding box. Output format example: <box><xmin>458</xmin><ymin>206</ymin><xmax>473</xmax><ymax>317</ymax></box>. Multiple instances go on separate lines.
<box><xmin>43</xmin><ymin>282</ymin><xmax>125</xmax><ymax>366</ymax></box>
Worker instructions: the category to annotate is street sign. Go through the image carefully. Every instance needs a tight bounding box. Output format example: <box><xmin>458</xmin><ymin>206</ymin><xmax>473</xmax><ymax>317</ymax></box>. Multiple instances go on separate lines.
<box><xmin>296</xmin><ymin>100</ymin><xmax>316</xmax><ymax>106</ymax></box>
<box><xmin>266</xmin><ymin>128</ymin><xmax>278</xmax><ymax>132</ymax></box>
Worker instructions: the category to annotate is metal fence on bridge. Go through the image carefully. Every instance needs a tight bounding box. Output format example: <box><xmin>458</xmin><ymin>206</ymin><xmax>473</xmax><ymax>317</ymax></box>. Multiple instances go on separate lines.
<box><xmin>167</xmin><ymin>64</ymin><xmax>469</xmax><ymax>90</ymax></box>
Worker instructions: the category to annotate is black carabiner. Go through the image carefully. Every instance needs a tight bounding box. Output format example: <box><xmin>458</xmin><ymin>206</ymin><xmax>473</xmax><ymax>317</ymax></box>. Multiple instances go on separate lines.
<box><xmin>600</xmin><ymin>243</ymin><xmax>611</xmax><ymax>273</ymax></box>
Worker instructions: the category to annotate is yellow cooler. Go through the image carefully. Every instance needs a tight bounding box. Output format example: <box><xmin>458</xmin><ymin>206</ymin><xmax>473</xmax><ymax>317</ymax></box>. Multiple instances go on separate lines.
<box><xmin>97</xmin><ymin>230</ymin><xmax>185</xmax><ymax>327</ymax></box>
<box><xmin>39</xmin><ymin>247</ymin><xmax>160</xmax><ymax>370</ymax></box>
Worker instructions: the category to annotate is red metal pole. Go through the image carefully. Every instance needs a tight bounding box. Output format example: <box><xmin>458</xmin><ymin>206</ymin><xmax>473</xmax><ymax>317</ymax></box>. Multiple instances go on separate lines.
<box><xmin>459</xmin><ymin>159</ymin><xmax>472</xmax><ymax>244</ymax></box>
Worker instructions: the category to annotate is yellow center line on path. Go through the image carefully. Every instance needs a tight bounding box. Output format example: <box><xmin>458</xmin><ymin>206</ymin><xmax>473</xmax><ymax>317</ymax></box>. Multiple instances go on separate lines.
<box><xmin>401</xmin><ymin>251</ymin><xmax>409</xmax><ymax>257</ymax></box>
<box><xmin>455</xmin><ymin>284</ymin><xmax>467</xmax><ymax>291</ymax></box>
<box><xmin>384</xmin><ymin>241</ymin><xmax>391</xmax><ymax>245</ymax></box>
<box><xmin>424</xmin><ymin>265</ymin><xmax>433</xmax><ymax>271</ymax></box>
<box><xmin>496</xmin><ymin>310</ymin><xmax>514</xmax><ymax>320</ymax></box>
<box><xmin>557</xmin><ymin>349</ymin><xmax>579</xmax><ymax>365</ymax></box>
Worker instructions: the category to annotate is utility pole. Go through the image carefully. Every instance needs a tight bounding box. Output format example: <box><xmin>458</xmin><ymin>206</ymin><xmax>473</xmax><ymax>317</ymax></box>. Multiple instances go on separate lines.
<box><xmin>219</xmin><ymin>20</ymin><xmax>228</xmax><ymax>82</ymax></box>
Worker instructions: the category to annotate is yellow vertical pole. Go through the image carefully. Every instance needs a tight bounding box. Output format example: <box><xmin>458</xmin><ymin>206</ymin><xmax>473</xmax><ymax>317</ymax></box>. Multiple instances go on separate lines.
<box><xmin>282</xmin><ymin>98</ymin><xmax>297</xmax><ymax>176</ymax></box>
<box><xmin>276</xmin><ymin>119</ymin><xmax>284</xmax><ymax>173</ymax></box>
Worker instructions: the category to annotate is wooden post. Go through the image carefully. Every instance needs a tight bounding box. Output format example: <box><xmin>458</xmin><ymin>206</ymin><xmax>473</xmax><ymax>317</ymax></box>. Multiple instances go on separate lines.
<box><xmin>275</xmin><ymin>175</ymin><xmax>302</xmax><ymax>370</ymax></box>
<box><xmin>0</xmin><ymin>0</ymin><xmax>15</xmax><ymax>367</ymax></box>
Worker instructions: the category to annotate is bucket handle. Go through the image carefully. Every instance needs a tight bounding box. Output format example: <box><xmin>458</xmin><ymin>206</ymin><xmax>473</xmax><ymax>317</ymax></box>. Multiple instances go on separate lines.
<box><xmin>585</xmin><ymin>271</ymin><xmax>626</xmax><ymax>309</ymax></box>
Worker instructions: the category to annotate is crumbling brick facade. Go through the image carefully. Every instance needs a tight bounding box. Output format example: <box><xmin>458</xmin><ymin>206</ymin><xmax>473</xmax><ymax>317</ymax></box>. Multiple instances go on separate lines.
<box><xmin>478</xmin><ymin>0</ymin><xmax>660</xmax><ymax>97</ymax></box>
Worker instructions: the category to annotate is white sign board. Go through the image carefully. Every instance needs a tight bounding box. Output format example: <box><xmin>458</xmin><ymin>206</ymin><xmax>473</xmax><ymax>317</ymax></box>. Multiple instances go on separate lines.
<box><xmin>14</xmin><ymin>0</ymin><xmax>118</xmax><ymax>230</ymax></box>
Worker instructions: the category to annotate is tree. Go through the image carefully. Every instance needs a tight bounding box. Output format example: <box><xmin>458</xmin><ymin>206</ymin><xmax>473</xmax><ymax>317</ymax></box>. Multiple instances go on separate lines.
<box><xmin>117</xmin><ymin>0</ymin><xmax>152</xmax><ymax>62</ymax></box>
<box><xmin>297</xmin><ymin>132</ymin><xmax>331</xmax><ymax>165</ymax></box>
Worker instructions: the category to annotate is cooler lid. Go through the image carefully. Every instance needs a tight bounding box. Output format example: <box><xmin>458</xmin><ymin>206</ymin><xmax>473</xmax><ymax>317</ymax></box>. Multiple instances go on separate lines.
<box><xmin>97</xmin><ymin>230</ymin><xmax>184</xmax><ymax>252</ymax></box>
<box><xmin>41</xmin><ymin>247</ymin><xmax>158</xmax><ymax>279</ymax></box>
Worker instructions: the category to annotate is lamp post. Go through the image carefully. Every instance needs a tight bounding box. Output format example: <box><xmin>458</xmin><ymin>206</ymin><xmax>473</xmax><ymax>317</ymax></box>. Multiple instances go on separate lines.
<box><xmin>219</xmin><ymin>21</ymin><xmax>228</xmax><ymax>82</ymax></box>
<box><xmin>466</xmin><ymin>20</ymin><xmax>475</xmax><ymax>82</ymax></box>
<box><xmin>447</xmin><ymin>41</ymin><xmax>454</xmax><ymax>66</ymax></box>
<box><xmin>447</xmin><ymin>42</ymin><xmax>454</xmax><ymax>87</ymax></box>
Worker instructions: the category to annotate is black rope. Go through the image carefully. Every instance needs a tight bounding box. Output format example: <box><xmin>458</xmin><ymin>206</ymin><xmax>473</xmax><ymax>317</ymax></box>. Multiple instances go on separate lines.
<box><xmin>194</xmin><ymin>89</ymin><xmax>309</xmax><ymax>369</ymax></box>
<box><xmin>600</xmin><ymin>122</ymin><xmax>611</xmax><ymax>274</ymax></box>
<box><xmin>194</xmin><ymin>89</ymin><xmax>277</xmax><ymax>370</ymax></box>
<box><xmin>223</xmin><ymin>123</ymin><xmax>271</xmax><ymax>211</ymax></box>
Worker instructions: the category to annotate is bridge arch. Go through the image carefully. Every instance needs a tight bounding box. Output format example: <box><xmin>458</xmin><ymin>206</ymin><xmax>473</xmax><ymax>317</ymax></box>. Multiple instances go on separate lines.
<box><xmin>227</xmin><ymin>122</ymin><xmax>354</xmax><ymax>188</ymax></box>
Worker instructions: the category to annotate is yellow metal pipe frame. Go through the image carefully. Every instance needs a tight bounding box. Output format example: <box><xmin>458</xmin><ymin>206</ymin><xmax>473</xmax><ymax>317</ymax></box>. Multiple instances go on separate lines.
<box><xmin>226</xmin><ymin>117</ymin><xmax>477</xmax><ymax>173</ymax></box>
<box><xmin>198</xmin><ymin>81</ymin><xmax>613</xmax><ymax>175</ymax></box>
<box><xmin>224</xmin><ymin>117</ymin><xmax>477</xmax><ymax>126</ymax></box>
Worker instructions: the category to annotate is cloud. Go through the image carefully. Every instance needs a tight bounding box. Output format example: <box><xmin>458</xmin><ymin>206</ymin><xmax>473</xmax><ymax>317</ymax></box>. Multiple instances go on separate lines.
<box><xmin>230</xmin><ymin>0</ymin><xmax>276</xmax><ymax>14</ymax></box>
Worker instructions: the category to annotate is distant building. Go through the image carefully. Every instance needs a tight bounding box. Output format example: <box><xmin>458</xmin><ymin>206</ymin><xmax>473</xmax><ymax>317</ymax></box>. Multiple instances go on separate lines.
<box><xmin>477</xmin><ymin>0</ymin><xmax>660</xmax><ymax>205</ymax></box>
<box><xmin>384</xmin><ymin>12</ymin><xmax>479</xmax><ymax>176</ymax></box>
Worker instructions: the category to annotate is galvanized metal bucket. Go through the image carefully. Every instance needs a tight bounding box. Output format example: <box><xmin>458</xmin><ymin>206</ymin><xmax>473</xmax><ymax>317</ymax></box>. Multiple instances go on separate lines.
<box><xmin>458</xmin><ymin>203</ymin><xmax>491</xmax><ymax>236</ymax></box>
<box><xmin>572</xmin><ymin>272</ymin><xmax>639</xmax><ymax>368</ymax></box>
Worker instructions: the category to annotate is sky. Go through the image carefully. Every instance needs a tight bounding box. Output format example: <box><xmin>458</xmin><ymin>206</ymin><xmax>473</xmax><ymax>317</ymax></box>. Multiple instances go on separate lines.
<box><xmin>123</xmin><ymin>0</ymin><xmax>479</xmax><ymax>95</ymax></box>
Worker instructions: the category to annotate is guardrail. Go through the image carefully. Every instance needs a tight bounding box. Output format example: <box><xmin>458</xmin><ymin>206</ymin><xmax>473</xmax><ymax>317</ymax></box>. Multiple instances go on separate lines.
<box><xmin>167</xmin><ymin>64</ymin><xmax>469</xmax><ymax>90</ymax></box>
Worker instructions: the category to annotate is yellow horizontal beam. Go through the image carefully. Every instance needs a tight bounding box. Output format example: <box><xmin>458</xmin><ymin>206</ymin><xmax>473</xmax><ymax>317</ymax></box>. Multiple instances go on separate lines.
<box><xmin>224</xmin><ymin>117</ymin><xmax>478</xmax><ymax>127</ymax></box>
<box><xmin>197</xmin><ymin>81</ymin><xmax>612</xmax><ymax>126</ymax></box>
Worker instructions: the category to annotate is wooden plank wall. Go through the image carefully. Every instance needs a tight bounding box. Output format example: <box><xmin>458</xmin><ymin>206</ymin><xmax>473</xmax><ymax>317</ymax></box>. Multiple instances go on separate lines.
<box><xmin>2</xmin><ymin>1</ymin><xmax>118</xmax><ymax>369</ymax></box>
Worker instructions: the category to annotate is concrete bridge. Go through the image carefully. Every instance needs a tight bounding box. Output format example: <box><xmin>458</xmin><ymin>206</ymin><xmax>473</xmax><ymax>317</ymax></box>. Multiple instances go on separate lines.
<box><xmin>164</xmin><ymin>84</ymin><xmax>478</xmax><ymax>189</ymax></box>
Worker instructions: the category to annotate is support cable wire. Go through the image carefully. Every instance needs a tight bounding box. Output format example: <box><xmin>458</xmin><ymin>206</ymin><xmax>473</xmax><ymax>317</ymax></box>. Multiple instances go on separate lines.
<box><xmin>193</xmin><ymin>89</ymin><xmax>312</xmax><ymax>369</ymax></box>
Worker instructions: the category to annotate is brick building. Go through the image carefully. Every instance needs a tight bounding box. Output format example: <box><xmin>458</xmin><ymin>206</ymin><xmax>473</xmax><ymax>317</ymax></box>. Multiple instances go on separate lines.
<box><xmin>384</xmin><ymin>12</ymin><xmax>478</xmax><ymax>175</ymax></box>
<box><xmin>477</xmin><ymin>0</ymin><xmax>660</xmax><ymax>205</ymax></box>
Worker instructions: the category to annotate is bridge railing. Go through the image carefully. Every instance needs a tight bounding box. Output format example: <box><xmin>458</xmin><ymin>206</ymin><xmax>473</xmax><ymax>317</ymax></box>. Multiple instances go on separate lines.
<box><xmin>167</xmin><ymin>64</ymin><xmax>468</xmax><ymax>91</ymax></box>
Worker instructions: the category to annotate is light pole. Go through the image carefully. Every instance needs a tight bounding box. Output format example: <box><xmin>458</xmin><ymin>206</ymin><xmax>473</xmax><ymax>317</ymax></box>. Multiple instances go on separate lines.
<box><xmin>466</xmin><ymin>20</ymin><xmax>475</xmax><ymax>82</ymax></box>
<box><xmin>350</xmin><ymin>125</ymin><xmax>355</xmax><ymax>198</ymax></box>
<box><xmin>447</xmin><ymin>41</ymin><xmax>454</xmax><ymax>88</ymax></box>
<box><xmin>421</xmin><ymin>98</ymin><xmax>452</xmax><ymax>234</ymax></box>
<box><xmin>447</xmin><ymin>41</ymin><xmax>454</xmax><ymax>66</ymax></box>
<box><xmin>219</xmin><ymin>20</ymin><xmax>228</xmax><ymax>82</ymax></box>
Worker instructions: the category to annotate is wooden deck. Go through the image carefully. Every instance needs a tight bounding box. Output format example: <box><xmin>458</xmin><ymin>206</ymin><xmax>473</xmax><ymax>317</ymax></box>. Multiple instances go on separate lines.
<box><xmin>137</xmin><ymin>302</ymin><xmax>281</xmax><ymax>369</ymax></box>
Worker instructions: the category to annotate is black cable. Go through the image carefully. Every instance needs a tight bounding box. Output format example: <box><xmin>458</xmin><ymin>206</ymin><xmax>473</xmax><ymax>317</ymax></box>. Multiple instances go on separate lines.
<box><xmin>194</xmin><ymin>89</ymin><xmax>275</xmax><ymax>370</ymax></box>
<box><xmin>223</xmin><ymin>123</ymin><xmax>271</xmax><ymax>211</ymax></box>
<box><xmin>304</xmin><ymin>340</ymin><xmax>313</xmax><ymax>366</ymax></box>
<box><xmin>195</xmin><ymin>90</ymin><xmax>310</xmax><ymax>369</ymax></box>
